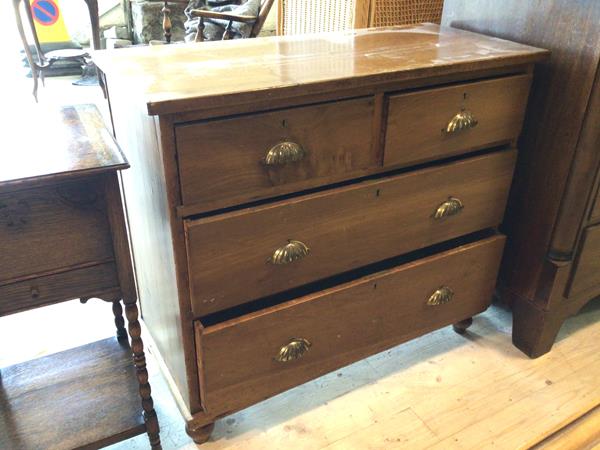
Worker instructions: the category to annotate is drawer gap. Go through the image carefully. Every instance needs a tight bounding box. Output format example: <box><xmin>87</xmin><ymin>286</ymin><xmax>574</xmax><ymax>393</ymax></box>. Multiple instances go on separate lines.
<box><xmin>198</xmin><ymin>229</ymin><xmax>499</xmax><ymax>327</ymax></box>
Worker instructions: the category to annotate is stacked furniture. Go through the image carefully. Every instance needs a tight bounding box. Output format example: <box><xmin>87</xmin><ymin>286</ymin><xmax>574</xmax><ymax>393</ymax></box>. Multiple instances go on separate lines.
<box><xmin>0</xmin><ymin>105</ymin><xmax>160</xmax><ymax>449</ymax></box>
<box><xmin>443</xmin><ymin>0</ymin><xmax>600</xmax><ymax>357</ymax></box>
<box><xmin>94</xmin><ymin>24</ymin><xmax>546</xmax><ymax>443</ymax></box>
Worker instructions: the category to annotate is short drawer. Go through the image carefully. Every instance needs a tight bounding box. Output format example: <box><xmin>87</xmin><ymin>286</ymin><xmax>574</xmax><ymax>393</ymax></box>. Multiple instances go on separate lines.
<box><xmin>186</xmin><ymin>149</ymin><xmax>516</xmax><ymax>316</ymax></box>
<box><xmin>0</xmin><ymin>263</ymin><xmax>120</xmax><ymax>316</ymax></box>
<box><xmin>195</xmin><ymin>234</ymin><xmax>505</xmax><ymax>417</ymax></box>
<box><xmin>176</xmin><ymin>97</ymin><xmax>376</xmax><ymax>212</ymax></box>
<box><xmin>568</xmin><ymin>224</ymin><xmax>600</xmax><ymax>298</ymax></box>
<box><xmin>384</xmin><ymin>74</ymin><xmax>531</xmax><ymax>168</ymax></box>
<box><xmin>0</xmin><ymin>178</ymin><xmax>115</xmax><ymax>284</ymax></box>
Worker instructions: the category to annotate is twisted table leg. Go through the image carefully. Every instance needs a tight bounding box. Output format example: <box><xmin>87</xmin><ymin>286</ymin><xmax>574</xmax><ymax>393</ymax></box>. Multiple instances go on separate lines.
<box><xmin>124</xmin><ymin>300</ymin><xmax>162</xmax><ymax>449</ymax></box>
<box><xmin>112</xmin><ymin>300</ymin><xmax>128</xmax><ymax>341</ymax></box>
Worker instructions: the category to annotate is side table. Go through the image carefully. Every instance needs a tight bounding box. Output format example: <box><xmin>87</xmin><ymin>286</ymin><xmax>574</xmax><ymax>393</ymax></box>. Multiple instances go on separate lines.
<box><xmin>0</xmin><ymin>104</ymin><xmax>161</xmax><ymax>449</ymax></box>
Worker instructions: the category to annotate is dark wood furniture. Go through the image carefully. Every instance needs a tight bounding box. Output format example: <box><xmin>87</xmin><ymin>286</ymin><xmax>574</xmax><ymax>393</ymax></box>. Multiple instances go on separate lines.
<box><xmin>0</xmin><ymin>104</ymin><xmax>161</xmax><ymax>449</ymax></box>
<box><xmin>162</xmin><ymin>0</ymin><xmax>275</xmax><ymax>44</ymax></box>
<box><xmin>12</xmin><ymin>0</ymin><xmax>102</xmax><ymax>100</ymax></box>
<box><xmin>94</xmin><ymin>25</ymin><xmax>546</xmax><ymax>444</ymax></box>
<box><xmin>443</xmin><ymin>0</ymin><xmax>600</xmax><ymax>358</ymax></box>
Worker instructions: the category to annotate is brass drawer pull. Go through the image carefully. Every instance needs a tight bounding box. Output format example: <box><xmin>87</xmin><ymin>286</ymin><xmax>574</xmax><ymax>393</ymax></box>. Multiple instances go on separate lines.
<box><xmin>275</xmin><ymin>338</ymin><xmax>312</xmax><ymax>362</ymax></box>
<box><xmin>270</xmin><ymin>240</ymin><xmax>310</xmax><ymax>265</ymax></box>
<box><xmin>264</xmin><ymin>142</ymin><xmax>305</xmax><ymax>166</ymax></box>
<box><xmin>427</xmin><ymin>286</ymin><xmax>454</xmax><ymax>306</ymax></box>
<box><xmin>434</xmin><ymin>197</ymin><xmax>464</xmax><ymax>219</ymax></box>
<box><xmin>445</xmin><ymin>110</ymin><xmax>478</xmax><ymax>134</ymax></box>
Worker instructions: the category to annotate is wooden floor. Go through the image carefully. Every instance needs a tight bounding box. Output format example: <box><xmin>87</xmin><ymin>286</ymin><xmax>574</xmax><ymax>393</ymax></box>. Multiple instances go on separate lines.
<box><xmin>157</xmin><ymin>300</ymin><xmax>599</xmax><ymax>450</ymax></box>
<box><xmin>4</xmin><ymin>296</ymin><xmax>596</xmax><ymax>450</ymax></box>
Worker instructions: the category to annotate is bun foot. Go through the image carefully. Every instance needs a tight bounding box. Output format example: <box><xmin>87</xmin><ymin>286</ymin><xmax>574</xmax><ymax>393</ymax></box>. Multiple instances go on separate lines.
<box><xmin>453</xmin><ymin>317</ymin><xmax>473</xmax><ymax>334</ymax></box>
<box><xmin>186</xmin><ymin>420</ymin><xmax>215</xmax><ymax>445</ymax></box>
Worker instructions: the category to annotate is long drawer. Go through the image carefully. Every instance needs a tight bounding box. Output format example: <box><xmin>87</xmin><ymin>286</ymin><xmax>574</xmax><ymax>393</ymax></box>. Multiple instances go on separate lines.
<box><xmin>0</xmin><ymin>263</ymin><xmax>120</xmax><ymax>316</ymax></box>
<box><xmin>195</xmin><ymin>234</ymin><xmax>505</xmax><ymax>417</ymax></box>
<box><xmin>0</xmin><ymin>178</ymin><xmax>115</xmax><ymax>285</ymax></box>
<box><xmin>186</xmin><ymin>149</ymin><xmax>516</xmax><ymax>316</ymax></box>
<box><xmin>176</xmin><ymin>97</ymin><xmax>377</xmax><ymax>212</ymax></box>
<box><xmin>384</xmin><ymin>74</ymin><xmax>531</xmax><ymax>168</ymax></box>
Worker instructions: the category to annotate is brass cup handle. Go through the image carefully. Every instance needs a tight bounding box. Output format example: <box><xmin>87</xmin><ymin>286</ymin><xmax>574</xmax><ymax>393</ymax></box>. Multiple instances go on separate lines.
<box><xmin>444</xmin><ymin>110</ymin><xmax>478</xmax><ymax>134</ymax></box>
<box><xmin>427</xmin><ymin>286</ymin><xmax>454</xmax><ymax>306</ymax></box>
<box><xmin>264</xmin><ymin>141</ymin><xmax>305</xmax><ymax>166</ymax></box>
<box><xmin>434</xmin><ymin>197</ymin><xmax>464</xmax><ymax>219</ymax></box>
<box><xmin>275</xmin><ymin>338</ymin><xmax>312</xmax><ymax>362</ymax></box>
<box><xmin>270</xmin><ymin>240</ymin><xmax>310</xmax><ymax>265</ymax></box>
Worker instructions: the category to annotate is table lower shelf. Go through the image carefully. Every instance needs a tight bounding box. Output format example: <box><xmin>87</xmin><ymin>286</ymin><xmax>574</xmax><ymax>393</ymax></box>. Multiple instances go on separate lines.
<box><xmin>0</xmin><ymin>337</ymin><xmax>146</xmax><ymax>450</ymax></box>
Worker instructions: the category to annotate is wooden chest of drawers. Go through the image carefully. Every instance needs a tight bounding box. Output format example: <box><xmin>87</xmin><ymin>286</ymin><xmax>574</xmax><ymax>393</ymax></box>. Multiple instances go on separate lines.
<box><xmin>95</xmin><ymin>24</ymin><xmax>546</xmax><ymax>443</ymax></box>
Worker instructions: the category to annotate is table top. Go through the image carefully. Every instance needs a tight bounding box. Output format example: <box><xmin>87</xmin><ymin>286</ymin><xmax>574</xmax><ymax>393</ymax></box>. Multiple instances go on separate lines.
<box><xmin>93</xmin><ymin>23</ymin><xmax>548</xmax><ymax>116</ymax></box>
<box><xmin>0</xmin><ymin>104</ymin><xmax>128</xmax><ymax>192</ymax></box>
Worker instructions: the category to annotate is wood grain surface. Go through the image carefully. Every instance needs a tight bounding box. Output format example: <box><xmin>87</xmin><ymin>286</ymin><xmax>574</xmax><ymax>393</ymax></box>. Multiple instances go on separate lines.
<box><xmin>0</xmin><ymin>104</ymin><xmax>127</xmax><ymax>192</ymax></box>
<box><xmin>0</xmin><ymin>262</ymin><xmax>119</xmax><ymax>316</ymax></box>
<box><xmin>0</xmin><ymin>178</ymin><xmax>115</xmax><ymax>285</ymax></box>
<box><xmin>176</xmin><ymin>97</ymin><xmax>376</xmax><ymax>211</ymax></box>
<box><xmin>196</xmin><ymin>234</ymin><xmax>505</xmax><ymax>419</ymax></box>
<box><xmin>92</xmin><ymin>24</ymin><xmax>547</xmax><ymax>115</ymax></box>
<box><xmin>186</xmin><ymin>149</ymin><xmax>516</xmax><ymax>316</ymax></box>
<box><xmin>0</xmin><ymin>338</ymin><xmax>146</xmax><ymax>450</ymax></box>
<box><xmin>384</xmin><ymin>74</ymin><xmax>531</xmax><ymax>168</ymax></box>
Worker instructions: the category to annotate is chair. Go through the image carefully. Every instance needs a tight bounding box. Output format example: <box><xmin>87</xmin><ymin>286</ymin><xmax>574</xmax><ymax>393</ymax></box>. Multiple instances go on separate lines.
<box><xmin>162</xmin><ymin>0</ymin><xmax>275</xmax><ymax>44</ymax></box>
<box><xmin>277</xmin><ymin>0</ymin><xmax>444</xmax><ymax>35</ymax></box>
<box><xmin>12</xmin><ymin>0</ymin><xmax>101</xmax><ymax>101</ymax></box>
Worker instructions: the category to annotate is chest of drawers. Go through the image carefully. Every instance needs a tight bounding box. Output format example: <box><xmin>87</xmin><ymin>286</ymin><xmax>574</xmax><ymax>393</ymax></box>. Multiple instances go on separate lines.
<box><xmin>94</xmin><ymin>24</ymin><xmax>546</xmax><ymax>443</ymax></box>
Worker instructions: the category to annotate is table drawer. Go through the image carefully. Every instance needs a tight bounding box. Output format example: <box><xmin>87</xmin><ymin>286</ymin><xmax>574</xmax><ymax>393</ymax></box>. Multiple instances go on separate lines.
<box><xmin>568</xmin><ymin>224</ymin><xmax>600</xmax><ymax>298</ymax></box>
<box><xmin>186</xmin><ymin>149</ymin><xmax>516</xmax><ymax>316</ymax></box>
<box><xmin>384</xmin><ymin>74</ymin><xmax>531</xmax><ymax>168</ymax></box>
<box><xmin>0</xmin><ymin>263</ymin><xmax>120</xmax><ymax>316</ymax></box>
<box><xmin>195</xmin><ymin>234</ymin><xmax>505</xmax><ymax>417</ymax></box>
<box><xmin>0</xmin><ymin>179</ymin><xmax>115</xmax><ymax>284</ymax></box>
<box><xmin>176</xmin><ymin>97</ymin><xmax>376</xmax><ymax>212</ymax></box>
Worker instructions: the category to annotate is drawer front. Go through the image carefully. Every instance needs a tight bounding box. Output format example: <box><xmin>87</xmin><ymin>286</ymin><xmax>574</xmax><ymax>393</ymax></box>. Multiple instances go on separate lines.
<box><xmin>176</xmin><ymin>97</ymin><xmax>376</xmax><ymax>212</ymax></box>
<box><xmin>384</xmin><ymin>74</ymin><xmax>531</xmax><ymax>168</ymax></box>
<box><xmin>196</xmin><ymin>234</ymin><xmax>505</xmax><ymax>416</ymax></box>
<box><xmin>187</xmin><ymin>149</ymin><xmax>516</xmax><ymax>316</ymax></box>
<box><xmin>0</xmin><ymin>179</ymin><xmax>115</xmax><ymax>284</ymax></box>
<box><xmin>0</xmin><ymin>263</ymin><xmax>120</xmax><ymax>316</ymax></box>
<box><xmin>568</xmin><ymin>224</ymin><xmax>600</xmax><ymax>298</ymax></box>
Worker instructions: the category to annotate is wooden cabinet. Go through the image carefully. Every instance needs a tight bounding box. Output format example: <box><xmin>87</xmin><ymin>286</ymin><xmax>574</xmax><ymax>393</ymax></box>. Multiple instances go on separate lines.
<box><xmin>0</xmin><ymin>105</ymin><xmax>160</xmax><ymax>449</ymax></box>
<box><xmin>95</xmin><ymin>24</ymin><xmax>546</xmax><ymax>444</ymax></box>
<box><xmin>444</xmin><ymin>0</ymin><xmax>600</xmax><ymax>358</ymax></box>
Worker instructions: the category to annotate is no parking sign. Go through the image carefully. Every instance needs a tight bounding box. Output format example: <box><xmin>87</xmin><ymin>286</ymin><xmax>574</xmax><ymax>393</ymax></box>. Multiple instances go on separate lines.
<box><xmin>29</xmin><ymin>0</ymin><xmax>71</xmax><ymax>43</ymax></box>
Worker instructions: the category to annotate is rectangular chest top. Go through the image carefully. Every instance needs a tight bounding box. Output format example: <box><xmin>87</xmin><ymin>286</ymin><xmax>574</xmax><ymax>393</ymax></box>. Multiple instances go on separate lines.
<box><xmin>0</xmin><ymin>104</ymin><xmax>127</xmax><ymax>192</ymax></box>
<box><xmin>93</xmin><ymin>24</ymin><xmax>548</xmax><ymax>116</ymax></box>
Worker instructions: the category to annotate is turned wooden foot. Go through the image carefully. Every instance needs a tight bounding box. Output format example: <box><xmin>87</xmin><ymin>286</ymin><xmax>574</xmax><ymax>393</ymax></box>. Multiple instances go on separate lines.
<box><xmin>453</xmin><ymin>317</ymin><xmax>473</xmax><ymax>334</ymax></box>
<box><xmin>512</xmin><ymin>299</ymin><xmax>563</xmax><ymax>358</ymax></box>
<box><xmin>112</xmin><ymin>300</ymin><xmax>128</xmax><ymax>341</ymax></box>
<box><xmin>124</xmin><ymin>299</ymin><xmax>162</xmax><ymax>449</ymax></box>
<box><xmin>186</xmin><ymin>420</ymin><xmax>215</xmax><ymax>444</ymax></box>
